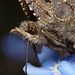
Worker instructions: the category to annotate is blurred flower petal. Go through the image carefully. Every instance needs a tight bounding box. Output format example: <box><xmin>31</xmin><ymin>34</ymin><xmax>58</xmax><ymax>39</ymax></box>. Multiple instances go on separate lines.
<box><xmin>23</xmin><ymin>63</ymin><xmax>54</xmax><ymax>75</ymax></box>
<box><xmin>38</xmin><ymin>46</ymin><xmax>59</xmax><ymax>66</ymax></box>
<box><xmin>59</xmin><ymin>61</ymin><xmax>75</xmax><ymax>75</ymax></box>
<box><xmin>1</xmin><ymin>34</ymin><xmax>37</xmax><ymax>63</ymax></box>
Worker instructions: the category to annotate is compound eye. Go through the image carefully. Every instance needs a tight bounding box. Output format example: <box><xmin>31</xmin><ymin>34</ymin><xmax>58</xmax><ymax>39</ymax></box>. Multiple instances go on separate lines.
<box><xmin>27</xmin><ymin>22</ymin><xmax>39</xmax><ymax>35</ymax></box>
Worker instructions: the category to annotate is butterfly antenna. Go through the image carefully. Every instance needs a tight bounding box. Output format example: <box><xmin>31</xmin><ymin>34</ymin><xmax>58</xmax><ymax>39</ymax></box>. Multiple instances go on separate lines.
<box><xmin>25</xmin><ymin>40</ymin><xmax>29</xmax><ymax>75</ymax></box>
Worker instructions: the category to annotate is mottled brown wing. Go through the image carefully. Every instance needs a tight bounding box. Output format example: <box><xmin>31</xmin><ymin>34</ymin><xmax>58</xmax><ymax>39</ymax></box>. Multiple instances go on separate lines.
<box><xmin>21</xmin><ymin>0</ymin><xmax>75</xmax><ymax>24</ymax></box>
<box><xmin>15</xmin><ymin>0</ymin><xmax>75</xmax><ymax>58</ymax></box>
<box><xmin>18</xmin><ymin>0</ymin><xmax>37</xmax><ymax>21</ymax></box>
<box><xmin>42</xmin><ymin>26</ymin><xmax>75</xmax><ymax>58</ymax></box>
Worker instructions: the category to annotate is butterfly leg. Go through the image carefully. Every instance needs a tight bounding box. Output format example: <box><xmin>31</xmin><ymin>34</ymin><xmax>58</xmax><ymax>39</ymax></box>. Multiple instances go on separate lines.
<box><xmin>33</xmin><ymin>44</ymin><xmax>42</xmax><ymax>67</ymax></box>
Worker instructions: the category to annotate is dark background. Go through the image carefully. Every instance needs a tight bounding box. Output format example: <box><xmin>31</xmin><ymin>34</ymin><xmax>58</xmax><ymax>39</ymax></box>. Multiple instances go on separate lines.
<box><xmin>0</xmin><ymin>0</ymin><xmax>27</xmax><ymax>38</ymax></box>
<box><xmin>0</xmin><ymin>0</ymin><xmax>36</xmax><ymax>75</ymax></box>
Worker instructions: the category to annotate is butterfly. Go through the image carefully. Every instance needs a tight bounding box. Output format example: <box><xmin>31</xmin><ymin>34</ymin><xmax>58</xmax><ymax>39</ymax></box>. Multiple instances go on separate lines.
<box><xmin>10</xmin><ymin>0</ymin><xmax>75</xmax><ymax>74</ymax></box>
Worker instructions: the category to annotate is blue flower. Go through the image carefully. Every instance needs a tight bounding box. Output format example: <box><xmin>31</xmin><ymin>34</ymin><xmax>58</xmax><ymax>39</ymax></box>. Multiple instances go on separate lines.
<box><xmin>1</xmin><ymin>34</ymin><xmax>75</xmax><ymax>75</ymax></box>
<box><xmin>23</xmin><ymin>46</ymin><xmax>75</xmax><ymax>75</ymax></box>
<box><xmin>1</xmin><ymin>34</ymin><xmax>37</xmax><ymax>63</ymax></box>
